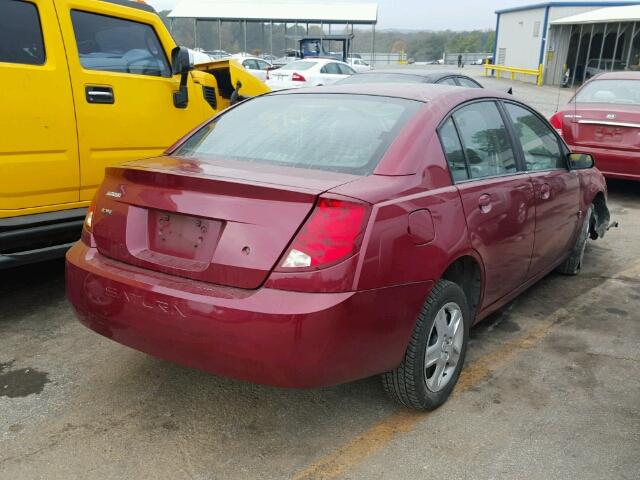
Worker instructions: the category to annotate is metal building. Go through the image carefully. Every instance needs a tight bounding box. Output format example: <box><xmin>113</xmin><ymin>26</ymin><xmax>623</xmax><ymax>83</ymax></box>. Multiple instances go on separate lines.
<box><xmin>494</xmin><ymin>1</ymin><xmax>640</xmax><ymax>86</ymax></box>
<box><xmin>167</xmin><ymin>0</ymin><xmax>378</xmax><ymax>59</ymax></box>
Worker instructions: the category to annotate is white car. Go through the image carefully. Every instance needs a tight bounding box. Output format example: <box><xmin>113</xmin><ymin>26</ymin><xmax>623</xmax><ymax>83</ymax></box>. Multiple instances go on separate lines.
<box><xmin>348</xmin><ymin>58</ymin><xmax>372</xmax><ymax>73</ymax></box>
<box><xmin>232</xmin><ymin>55</ymin><xmax>273</xmax><ymax>82</ymax></box>
<box><xmin>266</xmin><ymin>58</ymin><xmax>356</xmax><ymax>90</ymax></box>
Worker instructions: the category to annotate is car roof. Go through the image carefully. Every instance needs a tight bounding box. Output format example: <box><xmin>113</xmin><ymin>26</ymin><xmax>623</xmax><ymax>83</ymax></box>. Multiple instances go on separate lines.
<box><xmin>268</xmin><ymin>82</ymin><xmax>509</xmax><ymax>104</ymax></box>
<box><xmin>589</xmin><ymin>71</ymin><xmax>640</xmax><ymax>81</ymax></box>
<box><xmin>358</xmin><ymin>69</ymin><xmax>469</xmax><ymax>81</ymax></box>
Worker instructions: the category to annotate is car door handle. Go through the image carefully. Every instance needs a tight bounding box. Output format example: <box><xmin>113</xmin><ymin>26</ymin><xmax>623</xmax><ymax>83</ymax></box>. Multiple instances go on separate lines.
<box><xmin>478</xmin><ymin>193</ymin><xmax>492</xmax><ymax>213</ymax></box>
<box><xmin>85</xmin><ymin>86</ymin><xmax>114</xmax><ymax>104</ymax></box>
<box><xmin>539</xmin><ymin>183</ymin><xmax>551</xmax><ymax>201</ymax></box>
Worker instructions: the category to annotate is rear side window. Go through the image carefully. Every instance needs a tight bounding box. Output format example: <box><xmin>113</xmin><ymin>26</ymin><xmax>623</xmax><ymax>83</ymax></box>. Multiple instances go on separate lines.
<box><xmin>437</xmin><ymin>77</ymin><xmax>458</xmax><ymax>86</ymax></box>
<box><xmin>337</xmin><ymin>63</ymin><xmax>355</xmax><ymax>75</ymax></box>
<box><xmin>452</xmin><ymin>102</ymin><xmax>517</xmax><ymax>179</ymax></box>
<box><xmin>70</xmin><ymin>10</ymin><xmax>170</xmax><ymax>77</ymax></box>
<box><xmin>439</xmin><ymin>118</ymin><xmax>469</xmax><ymax>182</ymax></box>
<box><xmin>457</xmin><ymin>77</ymin><xmax>481</xmax><ymax>88</ymax></box>
<box><xmin>321</xmin><ymin>63</ymin><xmax>341</xmax><ymax>74</ymax></box>
<box><xmin>505</xmin><ymin>103</ymin><xmax>565</xmax><ymax>171</ymax></box>
<box><xmin>0</xmin><ymin>1</ymin><xmax>45</xmax><ymax>65</ymax></box>
<box><xmin>175</xmin><ymin>94</ymin><xmax>422</xmax><ymax>176</ymax></box>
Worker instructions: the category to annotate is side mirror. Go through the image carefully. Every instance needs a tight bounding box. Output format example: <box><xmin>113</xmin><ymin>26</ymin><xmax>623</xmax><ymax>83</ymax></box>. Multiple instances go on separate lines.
<box><xmin>568</xmin><ymin>153</ymin><xmax>595</xmax><ymax>170</ymax></box>
<box><xmin>171</xmin><ymin>47</ymin><xmax>193</xmax><ymax>109</ymax></box>
<box><xmin>171</xmin><ymin>46</ymin><xmax>192</xmax><ymax>75</ymax></box>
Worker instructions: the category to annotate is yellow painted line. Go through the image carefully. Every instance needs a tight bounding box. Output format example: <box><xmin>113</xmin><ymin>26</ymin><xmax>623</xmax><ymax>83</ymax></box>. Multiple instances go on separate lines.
<box><xmin>291</xmin><ymin>262</ymin><xmax>640</xmax><ymax>480</ymax></box>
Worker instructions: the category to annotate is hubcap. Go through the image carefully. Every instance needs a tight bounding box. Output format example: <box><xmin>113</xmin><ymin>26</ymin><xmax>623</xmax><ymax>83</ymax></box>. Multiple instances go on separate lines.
<box><xmin>424</xmin><ymin>302</ymin><xmax>464</xmax><ymax>392</ymax></box>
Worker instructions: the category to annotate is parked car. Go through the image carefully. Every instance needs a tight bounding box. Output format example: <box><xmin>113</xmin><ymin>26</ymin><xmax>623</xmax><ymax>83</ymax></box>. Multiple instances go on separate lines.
<box><xmin>550</xmin><ymin>71</ymin><xmax>640</xmax><ymax>181</ymax></box>
<box><xmin>336</xmin><ymin>69</ymin><xmax>483</xmax><ymax>88</ymax></box>
<box><xmin>0</xmin><ymin>0</ymin><xmax>268</xmax><ymax>269</ymax></box>
<box><xmin>584</xmin><ymin>59</ymin><xmax>626</xmax><ymax>79</ymax></box>
<box><xmin>67</xmin><ymin>83</ymin><xmax>610</xmax><ymax>410</ymax></box>
<box><xmin>207</xmin><ymin>49</ymin><xmax>231</xmax><ymax>60</ymax></box>
<box><xmin>232</xmin><ymin>54</ymin><xmax>273</xmax><ymax>82</ymax></box>
<box><xmin>348</xmin><ymin>57</ymin><xmax>373</xmax><ymax>73</ymax></box>
<box><xmin>266</xmin><ymin>58</ymin><xmax>356</xmax><ymax>90</ymax></box>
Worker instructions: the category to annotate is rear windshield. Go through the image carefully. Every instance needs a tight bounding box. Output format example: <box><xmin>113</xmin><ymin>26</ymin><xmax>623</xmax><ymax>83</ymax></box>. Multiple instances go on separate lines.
<box><xmin>277</xmin><ymin>61</ymin><xmax>316</xmax><ymax>71</ymax></box>
<box><xmin>575</xmin><ymin>79</ymin><xmax>640</xmax><ymax>105</ymax></box>
<box><xmin>338</xmin><ymin>73</ymin><xmax>426</xmax><ymax>85</ymax></box>
<box><xmin>174</xmin><ymin>94</ymin><xmax>422</xmax><ymax>175</ymax></box>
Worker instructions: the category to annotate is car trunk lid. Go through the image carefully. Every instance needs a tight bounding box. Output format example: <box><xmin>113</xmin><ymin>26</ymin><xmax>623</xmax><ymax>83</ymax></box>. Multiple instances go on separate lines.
<box><xmin>91</xmin><ymin>156</ymin><xmax>358</xmax><ymax>289</ymax></box>
<box><xmin>563</xmin><ymin>104</ymin><xmax>640</xmax><ymax>151</ymax></box>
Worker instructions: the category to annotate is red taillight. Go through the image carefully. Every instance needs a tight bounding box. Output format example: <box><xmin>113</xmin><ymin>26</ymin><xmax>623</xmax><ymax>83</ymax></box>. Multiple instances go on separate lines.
<box><xmin>278</xmin><ymin>197</ymin><xmax>370</xmax><ymax>270</ymax></box>
<box><xmin>549</xmin><ymin>112</ymin><xmax>564</xmax><ymax>135</ymax></box>
<box><xmin>292</xmin><ymin>72</ymin><xmax>306</xmax><ymax>82</ymax></box>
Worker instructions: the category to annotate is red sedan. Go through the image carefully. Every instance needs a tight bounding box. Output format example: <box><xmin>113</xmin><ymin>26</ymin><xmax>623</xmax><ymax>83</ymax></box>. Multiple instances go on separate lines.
<box><xmin>551</xmin><ymin>71</ymin><xmax>640</xmax><ymax>181</ymax></box>
<box><xmin>66</xmin><ymin>84</ymin><xmax>610</xmax><ymax>410</ymax></box>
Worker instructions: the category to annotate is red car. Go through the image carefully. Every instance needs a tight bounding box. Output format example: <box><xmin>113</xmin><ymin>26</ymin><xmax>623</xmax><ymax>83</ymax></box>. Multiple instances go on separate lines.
<box><xmin>67</xmin><ymin>84</ymin><xmax>610</xmax><ymax>410</ymax></box>
<box><xmin>550</xmin><ymin>71</ymin><xmax>640</xmax><ymax>181</ymax></box>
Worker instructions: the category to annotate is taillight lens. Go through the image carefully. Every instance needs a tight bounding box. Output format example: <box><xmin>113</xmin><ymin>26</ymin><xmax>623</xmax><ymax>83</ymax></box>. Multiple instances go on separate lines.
<box><xmin>278</xmin><ymin>198</ymin><xmax>370</xmax><ymax>270</ymax></box>
<box><xmin>549</xmin><ymin>112</ymin><xmax>564</xmax><ymax>136</ymax></box>
<box><xmin>292</xmin><ymin>72</ymin><xmax>306</xmax><ymax>82</ymax></box>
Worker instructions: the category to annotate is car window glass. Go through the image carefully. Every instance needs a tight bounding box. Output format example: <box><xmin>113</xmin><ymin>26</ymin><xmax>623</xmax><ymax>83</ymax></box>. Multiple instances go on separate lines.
<box><xmin>244</xmin><ymin>59</ymin><xmax>259</xmax><ymax>69</ymax></box>
<box><xmin>0</xmin><ymin>1</ymin><xmax>45</xmax><ymax>65</ymax></box>
<box><xmin>337</xmin><ymin>63</ymin><xmax>355</xmax><ymax>75</ymax></box>
<box><xmin>438</xmin><ymin>77</ymin><xmax>458</xmax><ymax>86</ymax></box>
<box><xmin>452</xmin><ymin>102</ymin><xmax>517</xmax><ymax>179</ymax></box>
<box><xmin>256</xmin><ymin>59</ymin><xmax>270</xmax><ymax>70</ymax></box>
<box><xmin>439</xmin><ymin>118</ymin><xmax>469</xmax><ymax>182</ymax></box>
<box><xmin>574</xmin><ymin>79</ymin><xmax>640</xmax><ymax>104</ymax></box>
<box><xmin>175</xmin><ymin>94</ymin><xmax>422</xmax><ymax>176</ymax></box>
<box><xmin>321</xmin><ymin>63</ymin><xmax>341</xmax><ymax>74</ymax></box>
<box><xmin>505</xmin><ymin>103</ymin><xmax>564</xmax><ymax>171</ymax></box>
<box><xmin>457</xmin><ymin>77</ymin><xmax>481</xmax><ymax>88</ymax></box>
<box><xmin>278</xmin><ymin>61</ymin><xmax>315</xmax><ymax>71</ymax></box>
<box><xmin>70</xmin><ymin>10</ymin><xmax>171</xmax><ymax>77</ymax></box>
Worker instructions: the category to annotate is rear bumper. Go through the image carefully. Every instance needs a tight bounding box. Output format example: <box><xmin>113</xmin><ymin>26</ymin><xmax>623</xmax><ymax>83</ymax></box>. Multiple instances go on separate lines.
<box><xmin>66</xmin><ymin>243</ymin><xmax>431</xmax><ymax>388</ymax></box>
<box><xmin>570</xmin><ymin>144</ymin><xmax>640</xmax><ymax>181</ymax></box>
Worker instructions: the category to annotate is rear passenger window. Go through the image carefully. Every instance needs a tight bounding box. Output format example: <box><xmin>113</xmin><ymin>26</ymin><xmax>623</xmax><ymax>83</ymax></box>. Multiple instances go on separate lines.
<box><xmin>0</xmin><ymin>1</ymin><xmax>45</xmax><ymax>65</ymax></box>
<box><xmin>438</xmin><ymin>77</ymin><xmax>458</xmax><ymax>86</ymax></box>
<box><xmin>439</xmin><ymin>118</ymin><xmax>469</xmax><ymax>182</ymax></box>
<box><xmin>457</xmin><ymin>77</ymin><xmax>481</xmax><ymax>88</ymax></box>
<box><xmin>321</xmin><ymin>63</ymin><xmax>341</xmax><ymax>74</ymax></box>
<box><xmin>505</xmin><ymin>103</ymin><xmax>565</xmax><ymax>171</ymax></box>
<box><xmin>452</xmin><ymin>102</ymin><xmax>517</xmax><ymax>179</ymax></box>
<box><xmin>70</xmin><ymin>10</ymin><xmax>170</xmax><ymax>77</ymax></box>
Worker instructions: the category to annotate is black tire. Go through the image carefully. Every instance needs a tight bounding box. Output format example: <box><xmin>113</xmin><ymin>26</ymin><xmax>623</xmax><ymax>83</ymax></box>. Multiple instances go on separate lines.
<box><xmin>557</xmin><ymin>206</ymin><xmax>593</xmax><ymax>276</ymax></box>
<box><xmin>382</xmin><ymin>280</ymin><xmax>470</xmax><ymax>410</ymax></box>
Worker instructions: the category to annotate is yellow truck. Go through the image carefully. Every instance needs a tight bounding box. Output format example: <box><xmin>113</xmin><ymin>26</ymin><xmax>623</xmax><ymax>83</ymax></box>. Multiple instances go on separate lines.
<box><xmin>0</xmin><ymin>0</ymin><xmax>268</xmax><ymax>268</ymax></box>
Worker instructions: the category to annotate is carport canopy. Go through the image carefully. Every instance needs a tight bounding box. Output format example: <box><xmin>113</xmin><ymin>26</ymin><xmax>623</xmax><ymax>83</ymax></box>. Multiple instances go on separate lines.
<box><xmin>551</xmin><ymin>5</ymin><xmax>640</xmax><ymax>25</ymax></box>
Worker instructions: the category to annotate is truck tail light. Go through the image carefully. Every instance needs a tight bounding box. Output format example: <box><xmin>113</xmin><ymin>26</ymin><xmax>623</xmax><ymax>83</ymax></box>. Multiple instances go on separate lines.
<box><xmin>278</xmin><ymin>197</ymin><xmax>370</xmax><ymax>270</ymax></box>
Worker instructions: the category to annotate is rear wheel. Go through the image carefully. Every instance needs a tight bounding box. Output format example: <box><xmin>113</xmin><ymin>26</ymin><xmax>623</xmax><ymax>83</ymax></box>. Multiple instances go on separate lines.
<box><xmin>557</xmin><ymin>206</ymin><xmax>593</xmax><ymax>275</ymax></box>
<box><xmin>382</xmin><ymin>280</ymin><xmax>470</xmax><ymax>410</ymax></box>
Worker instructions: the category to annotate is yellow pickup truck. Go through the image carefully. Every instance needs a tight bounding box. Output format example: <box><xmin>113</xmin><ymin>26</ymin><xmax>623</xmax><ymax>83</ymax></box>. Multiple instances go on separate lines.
<box><xmin>0</xmin><ymin>0</ymin><xmax>268</xmax><ymax>268</ymax></box>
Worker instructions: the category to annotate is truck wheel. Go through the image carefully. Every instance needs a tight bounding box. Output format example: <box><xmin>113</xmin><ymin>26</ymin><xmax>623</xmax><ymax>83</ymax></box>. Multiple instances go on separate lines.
<box><xmin>382</xmin><ymin>280</ymin><xmax>470</xmax><ymax>410</ymax></box>
<box><xmin>557</xmin><ymin>206</ymin><xmax>593</xmax><ymax>276</ymax></box>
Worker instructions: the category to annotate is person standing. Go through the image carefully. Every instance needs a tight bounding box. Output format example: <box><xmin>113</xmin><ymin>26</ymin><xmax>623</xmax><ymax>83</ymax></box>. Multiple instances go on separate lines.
<box><xmin>458</xmin><ymin>54</ymin><xmax>463</xmax><ymax>68</ymax></box>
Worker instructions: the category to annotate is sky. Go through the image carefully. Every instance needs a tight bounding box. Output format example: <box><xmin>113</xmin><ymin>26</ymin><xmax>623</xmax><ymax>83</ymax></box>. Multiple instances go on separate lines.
<box><xmin>146</xmin><ymin>0</ymin><xmax>550</xmax><ymax>30</ymax></box>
